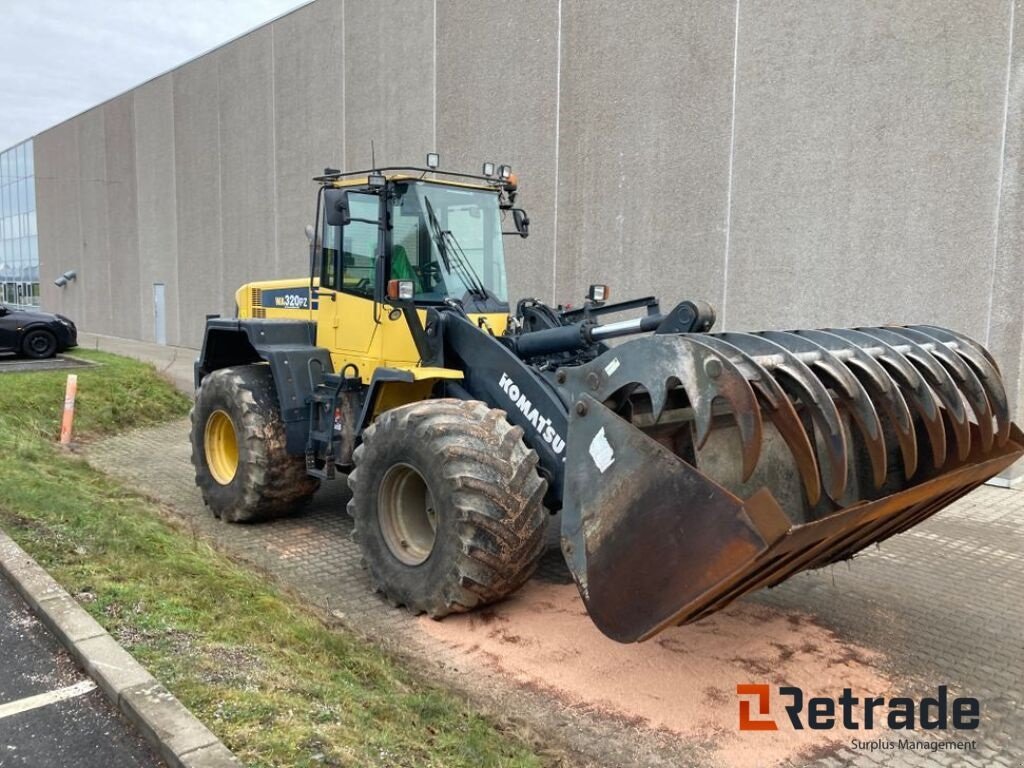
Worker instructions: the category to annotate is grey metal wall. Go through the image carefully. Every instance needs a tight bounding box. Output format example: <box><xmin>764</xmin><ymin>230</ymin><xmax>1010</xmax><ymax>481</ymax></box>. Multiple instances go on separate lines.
<box><xmin>34</xmin><ymin>0</ymin><xmax>1024</xmax><ymax>427</ymax></box>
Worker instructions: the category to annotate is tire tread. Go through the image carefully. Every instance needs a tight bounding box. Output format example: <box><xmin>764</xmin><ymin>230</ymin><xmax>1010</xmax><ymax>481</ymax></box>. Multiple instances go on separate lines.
<box><xmin>348</xmin><ymin>398</ymin><xmax>548</xmax><ymax>616</ymax></box>
<box><xmin>190</xmin><ymin>365</ymin><xmax>318</xmax><ymax>522</ymax></box>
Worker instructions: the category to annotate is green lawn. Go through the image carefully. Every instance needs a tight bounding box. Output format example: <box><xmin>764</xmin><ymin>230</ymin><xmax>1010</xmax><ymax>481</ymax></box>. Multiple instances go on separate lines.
<box><xmin>0</xmin><ymin>350</ymin><xmax>544</xmax><ymax>768</ymax></box>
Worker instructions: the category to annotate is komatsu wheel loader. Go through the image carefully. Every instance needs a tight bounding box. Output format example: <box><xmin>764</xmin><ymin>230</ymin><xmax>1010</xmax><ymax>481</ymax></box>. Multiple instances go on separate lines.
<box><xmin>190</xmin><ymin>158</ymin><xmax>1023</xmax><ymax>643</ymax></box>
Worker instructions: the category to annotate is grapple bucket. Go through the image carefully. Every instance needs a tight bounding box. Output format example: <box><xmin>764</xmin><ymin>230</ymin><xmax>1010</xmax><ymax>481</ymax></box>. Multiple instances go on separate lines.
<box><xmin>558</xmin><ymin>325</ymin><xmax>1023</xmax><ymax>642</ymax></box>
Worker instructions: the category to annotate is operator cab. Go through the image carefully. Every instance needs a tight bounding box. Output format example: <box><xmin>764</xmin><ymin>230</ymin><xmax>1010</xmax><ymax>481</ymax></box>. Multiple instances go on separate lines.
<box><xmin>317</xmin><ymin>161</ymin><xmax>528</xmax><ymax>316</ymax></box>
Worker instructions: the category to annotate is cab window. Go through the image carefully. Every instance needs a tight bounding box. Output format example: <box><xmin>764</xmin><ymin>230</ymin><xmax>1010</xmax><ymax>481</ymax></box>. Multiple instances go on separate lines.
<box><xmin>320</xmin><ymin>191</ymin><xmax>379</xmax><ymax>297</ymax></box>
<box><xmin>389</xmin><ymin>182</ymin><xmax>508</xmax><ymax>307</ymax></box>
<box><xmin>321</xmin><ymin>218</ymin><xmax>340</xmax><ymax>288</ymax></box>
<box><xmin>342</xmin><ymin>193</ymin><xmax>378</xmax><ymax>298</ymax></box>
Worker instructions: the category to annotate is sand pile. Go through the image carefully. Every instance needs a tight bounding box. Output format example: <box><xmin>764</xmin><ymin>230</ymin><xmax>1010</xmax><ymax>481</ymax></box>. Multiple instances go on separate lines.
<box><xmin>418</xmin><ymin>581</ymin><xmax>892</xmax><ymax>767</ymax></box>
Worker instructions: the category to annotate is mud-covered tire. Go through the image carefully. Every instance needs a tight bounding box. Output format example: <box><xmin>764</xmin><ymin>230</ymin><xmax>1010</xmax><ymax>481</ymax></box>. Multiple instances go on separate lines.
<box><xmin>348</xmin><ymin>399</ymin><xmax>548</xmax><ymax>616</ymax></box>
<box><xmin>190</xmin><ymin>365</ymin><xmax>319</xmax><ymax>522</ymax></box>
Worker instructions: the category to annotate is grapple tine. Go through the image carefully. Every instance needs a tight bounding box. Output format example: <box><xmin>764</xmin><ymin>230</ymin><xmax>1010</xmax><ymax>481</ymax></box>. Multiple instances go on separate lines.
<box><xmin>762</xmin><ymin>330</ymin><xmax>888</xmax><ymax>489</ymax></box>
<box><xmin>921</xmin><ymin>325</ymin><xmax>999</xmax><ymax>368</ymax></box>
<box><xmin>795</xmin><ymin>328</ymin><xmax>918</xmax><ymax>479</ymax></box>
<box><xmin>912</xmin><ymin>325</ymin><xmax>1012</xmax><ymax>447</ymax></box>
<box><xmin>577</xmin><ymin>333</ymin><xmax>676</xmax><ymax>420</ymax></box>
<box><xmin>887</xmin><ymin>326</ymin><xmax>995</xmax><ymax>453</ymax></box>
<box><xmin>858</xmin><ymin>327</ymin><xmax>972</xmax><ymax>462</ymax></box>
<box><xmin>826</xmin><ymin>327</ymin><xmax>948</xmax><ymax>469</ymax></box>
<box><xmin>555</xmin><ymin>322</ymin><xmax>1024</xmax><ymax>644</ymax></box>
<box><xmin>567</xmin><ymin>335</ymin><xmax>764</xmax><ymax>479</ymax></box>
<box><xmin>690</xmin><ymin>335</ymin><xmax>822</xmax><ymax>504</ymax></box>
<box><xmin>718</xmin><ymin>332</ymin><xmax>850</xmax><ymax>500</ymax></box>
<box><xmin>676</xmin><ymin>339</ymin><xmax>764</xmax><ymax>481</ymax></box>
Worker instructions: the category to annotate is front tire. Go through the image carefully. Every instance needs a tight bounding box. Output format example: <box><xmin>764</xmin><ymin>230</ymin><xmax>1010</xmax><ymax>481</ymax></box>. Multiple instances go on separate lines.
<box><xmin>22</xmin><ymin>329</ymin><xmax>57</xmax><ymax>359</ymax></box>
<box><xmin>190</xmin><ymin>365</ymin><xmax>319</xmax><ymax>522</ymax></box>
<box><xmin>348</xmin><ymin>399</ymin><xmax>548</xmax><ymax>616</ymax></box>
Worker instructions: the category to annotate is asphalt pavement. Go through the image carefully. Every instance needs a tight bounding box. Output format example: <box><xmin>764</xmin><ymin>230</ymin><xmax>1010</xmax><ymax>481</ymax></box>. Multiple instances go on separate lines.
<box><xmin>0</xmin><ymin>574</ymin><xmax>162</xmax><ymax>768</ymax></box>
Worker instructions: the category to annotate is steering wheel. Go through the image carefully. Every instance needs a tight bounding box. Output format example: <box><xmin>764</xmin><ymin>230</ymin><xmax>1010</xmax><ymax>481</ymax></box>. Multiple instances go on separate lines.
<box><xmin>416</xmin><ymin>261</ymin><xmax>444</xmax><ymax>281</ymax></box>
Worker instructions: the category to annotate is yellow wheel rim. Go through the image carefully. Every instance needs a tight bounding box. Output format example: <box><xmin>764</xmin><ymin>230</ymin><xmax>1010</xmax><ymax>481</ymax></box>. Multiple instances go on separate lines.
<box><xmin>204</xmin><ymin>410</ymin><xmax>239</xmax><ymax>485</ymax></box>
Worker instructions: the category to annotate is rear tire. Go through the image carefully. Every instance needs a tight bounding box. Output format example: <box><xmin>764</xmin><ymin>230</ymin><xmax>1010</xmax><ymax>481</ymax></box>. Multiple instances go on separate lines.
<box><xmin>22</xmin><ymin>329</ymin><xmax>57</xmax><ymax>359</ymax></box>
<box><xmin>191</xmin><ymin>365</ymin><xmax>319</xmax><ymax>522</ymax></box>
<box><xmin>348</xmin><ymin>399</ymin><xmax>548</xmax><ymax>616</ymax></box>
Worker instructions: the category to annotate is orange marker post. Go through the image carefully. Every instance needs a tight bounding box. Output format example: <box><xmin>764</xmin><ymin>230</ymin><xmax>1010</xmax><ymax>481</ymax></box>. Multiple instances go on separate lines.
<box><xmin>59</xmin><ymin>374</ymin><xmax>78</xmax><ymax>446</ymax></box>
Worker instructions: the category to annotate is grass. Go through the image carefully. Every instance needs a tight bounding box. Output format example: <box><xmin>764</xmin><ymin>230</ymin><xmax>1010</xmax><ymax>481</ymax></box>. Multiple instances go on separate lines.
<box><xmin>0</xmin><ymin>350</ymin><xmax>544</xmax><ymax>768</ymax></box>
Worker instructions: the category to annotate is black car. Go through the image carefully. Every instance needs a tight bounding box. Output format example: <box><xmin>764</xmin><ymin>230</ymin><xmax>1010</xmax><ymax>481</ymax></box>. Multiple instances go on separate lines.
<box><xmin>0</xmin><ymin>304</ymin><xmax>78</xmax><ymax>359</ymax></box>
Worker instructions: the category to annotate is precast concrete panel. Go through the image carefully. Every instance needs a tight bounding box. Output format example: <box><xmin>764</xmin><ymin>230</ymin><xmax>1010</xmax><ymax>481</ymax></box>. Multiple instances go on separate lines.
<box><xmin>272</xmin><ymin>0</ymin><xmax>346</xmax><ymax>278</ymax></box>
<box><xmin>174</xmin><ymin>54</ymin><xmax>225</xmax><ymax>347</ymax></box>
<box><xmin>103</xmin><ymin>94</ymin><xmax>142</xmax><ymax>339</ymax></box>
<box><xmin>725</xmin><ymin>0</ymin><xmax>1011</xmax><ymax>336</ymax></box>
<box><xmin>134</xmin><ymin>74</ymin><xmax>181</xmax><ymax>346</ymax></box>
<box><xmin>553</xmin><ymin>0</ymin><xmax>737</xmax><ymax>311</ymax></box>
<box><xmin>219</xmin><ymin>27</ymin><xmax>278</xmax><ymax>294</ymax></box>
<box><xmin>436</xmin><ymin>0</ymin><xmax>559</xmax><ymax>304</ymax></box>
<box><xmin>986</xmin><ymin>0</ymin><xmax>1024</xmax><ymax>436</ymax></box>
<box><xmin>344</xmin><ymin>0</ymin><xmax>434</xmax><ymax>168</ymax></box>
<box><xmin>76</xmin><ymin>107</ymin><xmax>113</xmax><ymax>335</ymax></box>
<box><xmin>35</xmin><ymin>122</ymin><xmax>84</xmax><ymax>321</ymax></box>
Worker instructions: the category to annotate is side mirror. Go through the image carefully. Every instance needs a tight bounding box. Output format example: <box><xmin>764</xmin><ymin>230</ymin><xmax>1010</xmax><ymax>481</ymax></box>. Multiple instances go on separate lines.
<box><xmin>512</xmin><ymin>208</ymin><xmax>530</xmax><ymax>238</ymax></box>
<box><xmin>324</xmin><ymin>189</ymin><xmax>350</xmax><ymax>227</ymax></box>
<box><xmin>304</xmin><ymin>224</ymin><xmax>315</xmax><ymax>242</ymax></box>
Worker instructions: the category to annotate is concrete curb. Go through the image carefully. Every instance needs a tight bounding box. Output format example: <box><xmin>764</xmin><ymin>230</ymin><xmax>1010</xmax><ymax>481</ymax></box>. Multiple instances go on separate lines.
<box><xmin>0</xmin><ymin>529</ymin><xmax>243</xmax><ymax>768</ymax></box>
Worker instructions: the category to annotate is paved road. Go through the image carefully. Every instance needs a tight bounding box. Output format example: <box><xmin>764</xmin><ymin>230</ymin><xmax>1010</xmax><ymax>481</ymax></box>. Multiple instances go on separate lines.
<box><xmin>88</xmin><ymin>418</ymin><xmax>1024</xmax><ymax>768</ymax></box>
<box><xmin>0</xmin><ymin>575</ymin><xmax>162</xmax><ymax>768</ymax></box>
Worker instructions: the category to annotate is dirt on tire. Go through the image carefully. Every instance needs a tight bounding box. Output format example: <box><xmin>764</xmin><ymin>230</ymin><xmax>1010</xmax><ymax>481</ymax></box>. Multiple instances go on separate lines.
<box><xmin>348</xmin><ymin>398</ymin><xmax>548</xmax><ymax>616</ymax></box>
<box><xmin>191</xmin><ymin>364</ymin><xmax>319</xmax><ymax>522</ymax></box>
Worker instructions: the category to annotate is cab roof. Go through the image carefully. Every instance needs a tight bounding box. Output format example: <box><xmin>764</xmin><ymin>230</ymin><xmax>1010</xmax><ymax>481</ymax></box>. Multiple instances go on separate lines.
<box><xmin>315</xmin><ymin>166</ymin><xmax>504</xmax><ymax>192</ymax></box>
<box><xmin>326</xmin><ymin>174</ymin><xmax>498</xmax><ymax>192</ymax></box>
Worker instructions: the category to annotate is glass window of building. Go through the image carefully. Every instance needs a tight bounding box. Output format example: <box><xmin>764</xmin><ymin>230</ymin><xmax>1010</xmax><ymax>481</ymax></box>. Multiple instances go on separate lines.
<box><xmin>0</xmin><ymin>139</ymin><xmax>38</xmax><ymax>306</ymax></box>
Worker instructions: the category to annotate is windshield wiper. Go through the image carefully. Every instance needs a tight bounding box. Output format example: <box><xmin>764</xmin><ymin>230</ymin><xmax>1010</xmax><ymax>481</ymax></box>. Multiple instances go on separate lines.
<box><xmin>441</xmin><ymin>229</ymin><xmax>489</xmax><ymax>302</ymax></box>
<box><xmin>423</xmin><ymin>196</ymin><xmax>489</xmax><ymax>302</ymax></box>
<box><xmin>423</xmin><ymin>197</ymin><xmax>453</xmax><ymax>274</ymax></box>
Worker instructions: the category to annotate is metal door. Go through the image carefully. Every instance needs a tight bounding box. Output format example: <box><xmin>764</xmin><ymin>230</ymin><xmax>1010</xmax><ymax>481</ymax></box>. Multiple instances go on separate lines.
<box><xmin>153</xmin><ymin>283</ymin><xmax>166</xmax><ymax>345</ymax></box>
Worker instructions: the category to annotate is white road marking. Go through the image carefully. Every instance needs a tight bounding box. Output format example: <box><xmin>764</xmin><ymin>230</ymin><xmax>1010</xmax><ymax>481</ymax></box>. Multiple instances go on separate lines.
<box><xmin>0</xmin><ymin>680</ymin><xmax>97</xmax><ymax>721</ymax></box>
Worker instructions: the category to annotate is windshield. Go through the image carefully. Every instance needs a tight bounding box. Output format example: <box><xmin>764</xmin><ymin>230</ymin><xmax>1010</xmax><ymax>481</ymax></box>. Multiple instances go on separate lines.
<box><xmin>391</xmin><ymin>181</ymin><xmax>508</xmax><ymax>310</ymax></box>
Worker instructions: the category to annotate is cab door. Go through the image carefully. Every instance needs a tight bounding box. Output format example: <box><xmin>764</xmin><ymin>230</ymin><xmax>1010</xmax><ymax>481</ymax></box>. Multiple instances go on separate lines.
<box><xmin>316</xmin><ymin>190</ymin><xmax>383</xmax><ymax>379</ymax></box>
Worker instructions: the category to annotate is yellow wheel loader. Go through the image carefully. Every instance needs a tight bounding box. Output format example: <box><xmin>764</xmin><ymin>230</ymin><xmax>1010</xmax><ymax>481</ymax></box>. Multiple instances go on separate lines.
<box><xmin>190</xmin><ymin>158</ymin><xmax>1023</xmax><ymax>643</ymax></box>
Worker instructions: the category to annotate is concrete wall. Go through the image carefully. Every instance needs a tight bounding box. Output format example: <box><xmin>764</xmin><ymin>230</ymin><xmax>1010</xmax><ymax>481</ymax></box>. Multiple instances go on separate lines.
<box><xmin>34</xmin><ymin>0</ymin><xmax>1023</xmax><ymax>427</ymax></box>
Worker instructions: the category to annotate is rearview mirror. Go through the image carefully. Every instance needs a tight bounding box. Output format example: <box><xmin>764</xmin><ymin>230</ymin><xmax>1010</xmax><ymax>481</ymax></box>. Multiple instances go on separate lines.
<box><xmin>324</xmin><ymin>189</ymin><xmax>350</xmax><ymax>227</ymax></box>
<box><xmin>512</xmin><ymin>208</ymin><xmax>530</xmax><ymax>238</ymax></box>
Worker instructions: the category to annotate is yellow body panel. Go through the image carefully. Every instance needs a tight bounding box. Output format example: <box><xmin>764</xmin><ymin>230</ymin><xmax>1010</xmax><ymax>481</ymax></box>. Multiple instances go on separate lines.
<box><xmin>236</xmin><ymin>278</ymin><xmax>505</xmax><ymax>392</ymax></box>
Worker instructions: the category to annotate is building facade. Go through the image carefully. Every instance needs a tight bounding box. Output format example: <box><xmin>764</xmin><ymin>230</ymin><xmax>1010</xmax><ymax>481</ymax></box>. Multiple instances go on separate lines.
<box><xmin>0</xmin><ymin>139</ymin><xmax>39</xmax><ymax>306</ymax></box>
<box><xmin>22</xmin><ymin>0</ymin><xmax>1024</xmax><ymax>435</ymax></box>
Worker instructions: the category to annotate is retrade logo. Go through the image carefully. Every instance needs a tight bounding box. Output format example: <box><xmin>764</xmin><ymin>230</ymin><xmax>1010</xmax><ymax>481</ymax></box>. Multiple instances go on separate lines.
<box><xmin>737</xmin><ymin>684</ymin><xmax>778</xmax><ymax>731</ymax></box>
<box><xmin>736</xmin><ymin>684</ymin><xmax>980</xmax><ymax>732</ymax></box>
